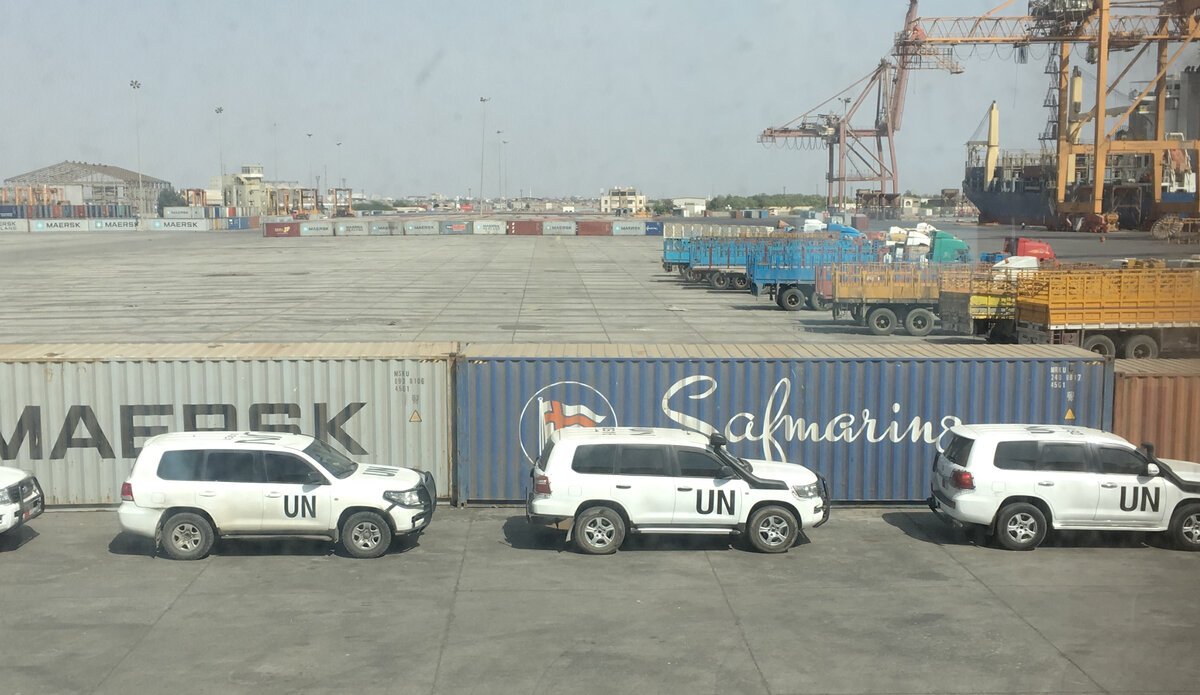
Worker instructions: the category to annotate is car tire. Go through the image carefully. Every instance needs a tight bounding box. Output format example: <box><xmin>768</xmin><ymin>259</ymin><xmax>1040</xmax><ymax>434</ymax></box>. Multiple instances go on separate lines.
<box><xmin>867</xmin><ymin>307</ymin><xmax>898</xmax><ymax>336</ymax></box>
<box><xmin>1122</xmin><ymin>334</ymin><xmax>1159</xmax><ymax>359</ymax></box>
<box><xmin>904</xmin><ymin>308</ymin><xmax>935</xmax><ymax>337</ymax></box>
<box><xmin>341</xmin><ymin>511</ymin><xmax>393</xmax><ymax>559</ymax></box>
<box><xmin>572</xmin><ymin>506</ymin><xmax>625</xmax><ymax>555</ymax></box>
<box><xmin>731</xmin><ymin>274</ymin><xmax>750</xmax><ymax>290</ymax></box>
<box><xmin>809</xmin><ymin>293</ymin><xmax>832</xmax><ymax>311</ymax></box>
<box><xmin>779</xmin><ymin>287</ymin><xmax>805</xmax><ymax>311</ymax></box>
<box><xmin>747</xmin><ymin>505</ymin><xmax>799</xmax><ymax>553</ymax></box>
<box><xmin>710</xmin><ymin>272</ymin><xmax>730</xmax><ymax>290</ymax></box>
<box><xmin>994</xmin><ymin>502</ymin><xmax>1047</xmax><ymax>550</ymax></box>
<box><xmin>1081</xmin><ymin>334</ymin><xmax>1117</xmax><ymax>356</ymax></box>
<box><xmin>161</xmin><ymin>512</ymin><xmax>214</xmax><ymax>561</ymax></box>
<box><xmin>1168</xmin><ymin>504</ymin><xmax>1200</xmax><ymax>551</ymax></box>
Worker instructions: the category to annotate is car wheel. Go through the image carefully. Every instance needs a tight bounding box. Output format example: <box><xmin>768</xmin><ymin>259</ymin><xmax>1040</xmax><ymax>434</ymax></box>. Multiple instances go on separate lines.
<box><xmin>1081</xmin><ymin>334</ymin><xmax>1117</xmax><ymax>356</ymax></box>
<box><xmin>731</xmin><ymin>274</ymin><xmax>750</xmax><ymax>290</ymax></box>
<box><xmin>994</xmin><ymin>502</ymin><xmax>1047</xmax><ymax>550</ymax></box>
<box><xmin>573</xmin><ymin>506</ymin><xmax>625</xmax><ymax>555</ymax></box>
<box><xmin>779</xmin><ymin>287</ymin><xmax>805</xmax><ymax>311</ymax></box>
<box><xmin>1169</xmin><ymin>504</ymin><xmax>1200</xmax><ymax>551</ymax></box>
<box><xmin>809</xmin><ymin>293</ymin><xmax>832</xmax><ymax>311</ymax></box>
<box><xmin>341</xmin><ymin>511</ymin><xmax>393</xmax><ymax>558</ymax></box>
<box><xmin>1122</xmin><ymin>334</ymin><xmax>1159</xmax><ymax>359</ymax></box>
<box><xmin>161</xmin><ymin>512</ymin><xmax>214</xmax><ymax>561</ymax></box>
<box><xmin>747</xmin><ymin>505</ymin><xmax>799</xmax><ymax>553</ymax></box>
<box><xmin>904</xmin><ymin>308</ymin><xmax>936</xmax><ymax>337</ymax></box>
<box><xmin>867</xmin><ymin>307</ymin><xmax>898</xmax><ymax>336</ymax></box>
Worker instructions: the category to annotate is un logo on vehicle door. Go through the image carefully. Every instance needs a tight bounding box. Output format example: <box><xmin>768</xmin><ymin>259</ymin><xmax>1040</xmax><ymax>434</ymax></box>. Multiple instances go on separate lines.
<box><xmin>518</xmin><ymin>381</ymin><xmax>619</xmax><ymax>465</ymax></box>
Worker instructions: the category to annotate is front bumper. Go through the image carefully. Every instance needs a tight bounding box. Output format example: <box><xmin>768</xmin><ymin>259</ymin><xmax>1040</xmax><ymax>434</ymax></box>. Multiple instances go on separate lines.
<box><xmin>0</xmin><ymin>476</ymin><xmax>44</xmax><ymax>534</ymax></box>
<box><xmin>389</xmin><ymin>471</ymin><xmax>437</xmax><ymax>534</ymax></box>
<box><xmin>812</xmin><ymin>473</ymin><xmax>831</xmax><ymax>528</ymax></box>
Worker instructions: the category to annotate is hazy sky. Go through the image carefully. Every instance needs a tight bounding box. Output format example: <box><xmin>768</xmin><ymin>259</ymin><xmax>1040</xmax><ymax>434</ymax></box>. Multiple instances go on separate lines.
<box><xmin>4</xmin><ymin>1</ymin><xmax>1192</xmax><ymax>200</ymax></box>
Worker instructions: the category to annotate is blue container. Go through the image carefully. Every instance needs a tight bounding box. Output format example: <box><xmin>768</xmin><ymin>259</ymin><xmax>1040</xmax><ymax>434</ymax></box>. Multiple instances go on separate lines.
<box><xmin>454</xmin><ymin>344</ymin><xmax>1114</xmax><ymax>503</ymax></box>
<box><xmin>644</xmin><ymin>221</ymin><xmax>663</xmax><ymax>236</ymax></box>
<box><xmin>227</xmin><ymin>217</ymin><xmax>250</xmax><ymax>230</ymax></box>
<box><xmin>0</xmin><ymin>205</ymin><xmax>19</xmax><ymax>219</ymax></box>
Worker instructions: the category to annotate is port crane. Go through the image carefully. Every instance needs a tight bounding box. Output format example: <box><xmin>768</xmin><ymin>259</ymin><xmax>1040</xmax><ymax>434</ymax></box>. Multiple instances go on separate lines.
<box><xmin>894</xmin><ymin>0</ymin><xmax>1200</xmax><ymax>230</ymax></box>
<box><xmin>759</xmin><ymin>0</ymin><xmax>961</xmax><ymax>213</ymax></box>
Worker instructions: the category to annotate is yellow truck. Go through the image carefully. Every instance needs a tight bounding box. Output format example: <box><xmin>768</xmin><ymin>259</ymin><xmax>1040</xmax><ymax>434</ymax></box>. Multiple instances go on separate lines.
<box><xmin>1014</xmin><ymin>267</ymin><xmax>1200</xmax><ymax>358</ymax></box>
<box><xmin>829</xmin><ymin>263</ymin><xmax>974</xmax><ymax>336</ymax></box>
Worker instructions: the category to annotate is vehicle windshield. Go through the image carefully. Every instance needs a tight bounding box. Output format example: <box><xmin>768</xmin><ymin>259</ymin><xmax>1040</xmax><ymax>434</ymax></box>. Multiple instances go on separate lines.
<box><xmin>303</xmin><ymin>439</ymin><xmax>358</xmax><ymax>479</ymax></box>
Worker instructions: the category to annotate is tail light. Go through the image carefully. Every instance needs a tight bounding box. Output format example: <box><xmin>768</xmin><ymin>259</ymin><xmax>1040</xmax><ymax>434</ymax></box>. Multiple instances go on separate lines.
<box><xmin>121</xmin><ymin>482</ymin><xmax>134</xmax><ymax>501</ymax></box>
<box><xmin>951</xmin><ymin>470</ymin><xmax>975</xmax><ymax>490</ymax></box>
<box><xmin>533</xmin><ymin>475</ymin><xmax>551</xmax><ymax>495</ymax></box>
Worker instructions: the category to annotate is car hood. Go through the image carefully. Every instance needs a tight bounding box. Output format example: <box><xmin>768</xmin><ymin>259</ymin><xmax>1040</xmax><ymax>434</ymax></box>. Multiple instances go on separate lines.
<box><xmin>343</xmin><ymin>463</ymin><xmax>425</xmax><ymax>489</ymax></box>
<box><xmin>0</xmin><ymin>466</ymin><xmax>32</xmax><ymax>488</ymax></box>
<box><xmin>742</xmin><ymin>459</ymin><xmax>818</xmax><ymax>486</ymax></box>
<box><xmin>1161</xmin><ymin>458</ymin><xmax>1200</xmax><ymax>484</ymax></box>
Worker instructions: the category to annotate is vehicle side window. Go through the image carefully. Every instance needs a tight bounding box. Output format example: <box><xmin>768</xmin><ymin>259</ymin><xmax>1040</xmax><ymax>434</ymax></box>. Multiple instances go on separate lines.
<box><xmin>1096</xmin><ymin>447</ymin><xmax>1146</xmax><ymax>476</ymax></box>
<box><xmin>943</xmin><ymin>435</ymin><xmax>975</xmax><ymax>466</ymax></box>
<box><xmin>571</xmin><ymin>444</ymin><xmax>616</xmax><ymax>475</ymax></box>
<box><xmin>157</xmin><ymin>450</ymin><xmax>203</xmax><ymax>481</ymax></box>
<box><xmin>263</xmin><ymin>453</ymin><xmax>321</xmax><ymax>484</ymax></box>
<box><xmin>1038</xmin><ymin>443</ymin><xmax>1091</xmax><ymax>473</ymax></box>
<box><xmin>676</xmin><ymin>448</ymin><xmax>727</xmax><ymax>478</ymax></box>
<box><xmin>616</xmin><ymin>445</ymin><xmax>671</xmax><ymax>477</ymax></box>
<box><xmin>201</xmin><ymin>450</ymin><xmax>262</xmax><ymax>483</ymax></box>
<box><xmin>535</xmin><ymin>440</ymin><xmax>555</xmax><ymax>472</ymax></box>
<box><xmin>993</xmin><ymin>441</ymin><xmax>1038</xmax><ymax>471</ymax></box>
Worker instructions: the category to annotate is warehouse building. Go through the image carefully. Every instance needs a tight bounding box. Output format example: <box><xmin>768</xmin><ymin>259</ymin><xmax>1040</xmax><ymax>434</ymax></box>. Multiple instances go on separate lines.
<box><xmin>3</xmin><ymin>160</ymin><xmax>171</xmax><ymax>216</ymax></box>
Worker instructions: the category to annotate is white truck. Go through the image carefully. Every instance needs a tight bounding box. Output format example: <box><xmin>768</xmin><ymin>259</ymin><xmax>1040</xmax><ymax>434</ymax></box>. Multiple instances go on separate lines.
<box><xmin>0</xmin><ymin>465</ymin><xmax>44</xmax><ymax>538</ymax></box>
<box><xmin>526</xmin><ymin>427</ymin><xmax>829</xmax><ymax>554</ymax></box>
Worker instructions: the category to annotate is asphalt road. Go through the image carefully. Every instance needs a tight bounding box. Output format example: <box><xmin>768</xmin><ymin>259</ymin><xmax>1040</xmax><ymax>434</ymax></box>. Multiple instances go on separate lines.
<box><xmin>1</xmin><ymin>507</ymin><xmax>1197</xmax><ymax>695</ymax></box>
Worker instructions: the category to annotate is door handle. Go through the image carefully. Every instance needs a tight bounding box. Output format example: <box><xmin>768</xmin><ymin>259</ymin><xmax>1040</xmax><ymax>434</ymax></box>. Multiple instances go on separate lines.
<box><xmin>1037</xmin><ymin>481</ymin><xmax>1054</xmax><ymax>487</ymax></box>
<box><xmin>677</xmin><ymin>487</ymin><xmax>693</xmax><ymax>492</ymax></box>
<box><xmin>198</xmin><ymin>491</ymin><xmax>217</xmax><ymax>497</ymax></box>
<box><xmin>1100</xmin><ymin>482</ymin><xmax>1118</xmax><ymax>489</ymax></box>
<box><xmin>265</xmin><ymin>491</ymin><xmax>283</xmax><ymax>498</ymax></box>
<box><xmin>616</xmin><ymin>484</ymin><xmax>631</xmax><ymax>489</ymax></box>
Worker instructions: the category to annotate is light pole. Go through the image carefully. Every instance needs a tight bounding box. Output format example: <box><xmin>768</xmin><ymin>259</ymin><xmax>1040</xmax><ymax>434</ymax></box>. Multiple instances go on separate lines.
<box><xmin>336</xmin><ymin>141</ymin><xmax>342</xmax><ymax>188</ymax></box>
<box><xmin>306</xmin><ymin>132</ymin><xmax>313</xmax><ymax>190</ymax></box>
<box><xmin>215</xmin><ymin>106</ymin><xmax>225</xmax><ymax>204</ymax></box>
<box><xmin>478</xmin><ymin>97</ymin><xmax>489</xmax><ymax>214</ymax></box>
<box><xmin>495</xmin><ymin>130</ymin><xmax>503</xmax><ymax>208</ymax></box>
<box><xmin>129</xmin><ymin>80</ymin><xmax>143</xmax><ymax>216</ymax></box>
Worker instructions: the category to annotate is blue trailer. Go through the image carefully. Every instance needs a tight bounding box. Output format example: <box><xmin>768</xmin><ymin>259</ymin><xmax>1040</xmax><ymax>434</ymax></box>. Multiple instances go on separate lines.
<box><xmin>661</xmin><ymin>236</ymin><xmax>694</xmax><ymax>272</ymax></box>
<box><xmin>748</xmin><ymin>237</ymin><xmax>888</xmax><ymax>311</ymax></box>
<box><xmin>685</xmin><ymin>235</ymin><xmax>778</xmax><ymax>290</ymax></box>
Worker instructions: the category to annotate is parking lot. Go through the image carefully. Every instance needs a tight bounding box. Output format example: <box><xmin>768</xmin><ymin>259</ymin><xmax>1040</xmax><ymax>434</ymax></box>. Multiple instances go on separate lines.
<box><xmin>1</xmin><ymin>507</ymin><xmax>1197</xmax><ymax>695</ymax></box>
<box><xmin>2</xmin><ymin>224</ymin><xmax>1195</xmax><ymax>345</ymax></box>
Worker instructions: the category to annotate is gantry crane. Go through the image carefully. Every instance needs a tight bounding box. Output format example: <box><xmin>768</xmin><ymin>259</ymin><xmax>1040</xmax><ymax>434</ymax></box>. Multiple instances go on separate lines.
<box><xmin>759</xmin><ymin>0</ymin><xmax>962</xmax><ymax>213</ymax></box>
<box><xmin>895</xmin><ymin>0</ymin><xmax>1200</xmax><ymax>230</ymax></box>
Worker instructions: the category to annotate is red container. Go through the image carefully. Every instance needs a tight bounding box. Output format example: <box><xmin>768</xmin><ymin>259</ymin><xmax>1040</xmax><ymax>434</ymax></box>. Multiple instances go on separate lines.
<box><xmin>247</xmin><ymin>216</ymin><xmax>260</xmax><ymax>228</ymax></box>
<box><xmin>74</xmin><ymin>205</ymin><xmax>86</xmax><ymax>218</ymax></box>
<box><xmin>264</xmin><ymin>222</ymin><xmax>300</xmax><ymax>237</ymax></box>
<box><xmin>577</xmin><ymin>220</ymin><xmax>612</xmax><ymax>236</ymax></box>
<box><xmin>851</xmin><ymin>214</ymin><xmax>869</xmax><ymax>231</ymax></box>
<box><xmin>732</xmin><ymin>211</ymin><xmax>742</xmax><ymax>219</ymax></box>
<box><xmin>507</xmin><ymin>220</ymin><xmax>543</xmax><ymax>235</ymax></box>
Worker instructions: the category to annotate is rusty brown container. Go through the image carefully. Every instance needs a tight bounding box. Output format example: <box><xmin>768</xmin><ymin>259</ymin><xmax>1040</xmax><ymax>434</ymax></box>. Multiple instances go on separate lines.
<box><xmin>576</xmin><ymin>220</ymin><xmax>612</xmax><ymax>236</ymax></box>
<box><xmin>507</xmin><ymin>220</ymin><xmax>542</xmax><ymax>235</ymax></box>
<box><xmin>264</xmin><ymin>221</ymin><xmax>300</xmax><ymax>237</ymax></box>
<box><xmin>1112</xmin><ymin>359</ymin><xmax>1200</xmax><ymax>462</ymax></box>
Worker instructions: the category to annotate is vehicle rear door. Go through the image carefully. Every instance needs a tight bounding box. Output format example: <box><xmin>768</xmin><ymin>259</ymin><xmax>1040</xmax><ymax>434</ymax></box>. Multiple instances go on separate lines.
<box><xmin>260</xmin><ymin>451</ymin><xmax>333</xmax><ymax>534</ymax></box>
<box><xmin>1092</xmin><ymin>446</ymin><xmax>1167</xmax><ymax>527</ymax></box>
<box><xmin>670</xmin><ymin>447</ymin><xmax>744</xmax><ymax>527</ymax></box>
<box><xmin>196</xmin><ymin>450</ymin><xmax>265</xmax><ymax>532</ymax></box>
<box><xmin>608</xmin><ymin>444</ymin><xmax>677</xmax><ymax>525</ymax></box>
<box><xmin>1035</xmin><ymin>441</ymin><xmax>1100</xmax><ymax>524</ymax></box>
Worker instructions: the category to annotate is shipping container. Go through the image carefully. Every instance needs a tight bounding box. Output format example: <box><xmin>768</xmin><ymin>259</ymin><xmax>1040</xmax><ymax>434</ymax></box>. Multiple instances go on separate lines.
<box><xmin>369</xmin><ymin>220</ymin><xmax>393</xmax><ymax>235</ymax></box>
<box><xmin>542</xmin><ymin>220</ymin><xmax>577</xmax><ymax>236</ymax></box>
<box><xmin>247</xmin><ymin>216</ymin><xmax>261</xmax><ymax>230</ymax></box>
<box><xmin>297</xmin><ymin>221</ymin><xmax>332</xmax><ymax>236</ymax></box>
<box><xmin>0</xmin><ymin>219</ymin><xmax>29</xmax><ymax>233</ymax></box>
<box><xmin>404</xmin><ymin>220</ymin><xmax>439</xmax><ymax>235</ymax></box>
<box><xmin>335</xmin><ymin>221</ymin><xmax>370</xmax><ymax>236</ymax></box>
<box><xmin>163</xmin><ymin>206</ymin><xmax>205</xmax><ymax>219</ymax></box>
<box><xmin>91</xmin><ymin>219</ymin><xmax>139</xmax><ymax>231</ymax></box>
<box><xmin>31</xmin><ymin>219</ymin><xmax>88</xmax><ymax>232</ymax></box>
<box><xmin>265</xmin><ymin>222</ymin><xmax>301</xmax><ymax>237</ymax></box>
<box><xmin>0</xmin><ymin>205</ymin><xmax>23</xmax><ymax>219</ymax></box>
<box><xmin>0</xmin><ymin>343</ymin><xmax>456</xmax><ymax>505</ymax></box>
<box><xmin>1112</xmin><ymin>359</ymin><xmax>1200</xmax><ymax>463</ymax></box>
<box><xmin>851</xmin><ymin>214</ymin><xmax>869</xmax><ymax>231</ymax></box>
<box><xmin>612</xmin><ymin>221</ymin><xmax>646</xmax><ymax>236</ymax></box>
<box><xmin>148</xmin><ymin>218</ymin><xmax>211</xmax><ymax>231</ymax></box>
<box><xmin>472</xmin><ymin>219</ymin><xmax>505</xmax><ymax>235</ymax></box>
<box><xmin>577</xmin><ymin>220</ymin><xmax>613</xmax><ymax>236</ymax></box>
<box><xmin>507</xmin><ymin>220</ymin><xmax>543</xmax><ymax>235</ymax></box>
<box><xmin>212</xmin><ymin>219</ymin><xmax>230</xmax><ymax>231</ymax></box>
<box><xmin>440</xmin><ymin>220</ymin><xmax>470</xmax><ymax>235</ymax></box>
<box><xmin>644</xmin><ymin>221</ymin><xmax>664</xmax><ymax>236</ymax></box>
<box><xmin>454</xmin><ymin>344</ymin><xmax>1113</xmax><ymax>503</ymax></box>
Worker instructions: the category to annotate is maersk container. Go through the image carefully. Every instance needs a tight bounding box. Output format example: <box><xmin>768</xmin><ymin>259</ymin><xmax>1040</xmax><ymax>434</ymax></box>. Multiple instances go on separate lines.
<box><xmin>0</xmin><ymin>219</ymin><xmax>29</xmax><ymax>233</ymax></box>
<box><xmin>298</xmin><ymin>221</ymin><xmax>332</xmax><ymax>236</ymax></box>
<box><xmin>542</xmin><ymin>220</ymin><xmax>577</xmax><ymax>236</ymax></box>
<box><xmin>335</xmin><ymin>221</ymin><xmax>370</xmax><ymax>236</ymax></box>
<box><xmin>454</xmin><ymin>344</ymin><xmax>1113</xmax><ymax>503</ymax></box>
<box><xmin>369</xmin><ymin>220</ymin><xmax>393</xmax><ymax>235</ymax></box>
<box><xmin>1112</xmin><ymin>359</ymin><xmax>1200</xmax><ymax>463</ymax></box>
<box><xmin>472</xmin><ymin>219</ymin><xmax>505</xmax><ymax>235</ymax></box>
<box><xmin>440</xmin><ymin>220</ymin><xmax>470</xmax><ymax>235</ymax></box>
<box><xmin>613</xmin><ymin>221</ymin><xmax>646</xmax><ymax>236</ymax></box>
<box><xmin>0</xmin><ymin>343</ymin><xmax>457</xmax><ymax>506</ymax></box>
<box><xmin>644</xmin><ymin>221</ymin><xmax>664</xmax><ymax>236</ymax></box>
<box><xmin>32</xmin><ymin>219</ymin><xmax>88</xmax><ymax>232</ymax></box>
<box><xmin>91</xmin><ymin>219</ymin><xmax>139</xmax><ymax>232</ymax></box>
<box><xmin>404</xmin><ymin>220</ymin><xmax>438</xmax><ymax>235</ymax></box>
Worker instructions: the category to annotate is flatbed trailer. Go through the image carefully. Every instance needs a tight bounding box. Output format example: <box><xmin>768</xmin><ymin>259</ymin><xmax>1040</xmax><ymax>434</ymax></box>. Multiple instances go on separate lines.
<box><xmin>829</xmin><ymin>263</ymin><xmax>975</xmax><ymax>336</ymax></box>
<box><xmin>1015</xmin><ymin>267</ymin><xmax>1200</xmax><ymax>358</ymax></box>
<box><xmin>938</xmin><ymin>268</ymin><xmax>1021</xmax><ymax>341</ymax></box>
<box><xmin>686</xmin><ymin>235</ymin><xmax>778</xmax><ymax>290</ymax></box>
<box><xmin>748</xmin><ymin>238</ymin><xmax>887</xmax><ymax>311</ymax></box>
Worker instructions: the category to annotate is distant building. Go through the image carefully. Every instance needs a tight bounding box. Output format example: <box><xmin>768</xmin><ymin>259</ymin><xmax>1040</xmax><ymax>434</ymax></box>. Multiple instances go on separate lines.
<box><xmin>600</xmin><ymin>187</ymin><xmax>646</xmax><ymax>216</ymax></box>
<box><xmin>3</xmin><ymin>160</ymin><xmax>170</xmax><ymax>215</ymax></box>
<box><xmin>210</xmin><ymin>165</ymin><xmax>269</xmax><ymax>211</ymax></box>
<box><xmin>672</xmin><ymin>197</ymin><xmax>707</xmax><ymax>217</ymax></box>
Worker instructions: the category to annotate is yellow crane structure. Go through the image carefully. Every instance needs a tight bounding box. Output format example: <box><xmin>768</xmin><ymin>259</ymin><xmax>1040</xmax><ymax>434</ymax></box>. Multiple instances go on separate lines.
<box><xmin>895</xmin><ymin>0</ymin><xmax>1200</xmax><ymax>231</ymax></box>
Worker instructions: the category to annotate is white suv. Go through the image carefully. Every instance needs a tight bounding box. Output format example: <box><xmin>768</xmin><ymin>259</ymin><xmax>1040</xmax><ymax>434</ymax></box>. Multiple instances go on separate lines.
<box><xmin>928</xmin><ymin>424</ymin><xmax>1200</xmax><ymax>550</ymax></box>
<box><xmin>0</xmin><ymin>466</ymin><xmax>44</xmax><ymax>537</ymax></box>
<box><xmin>526</xmin><ymin>427</ymin><xmax>829</xmax><ymax>554</ymax></box>
<box><xmin>118</xmin><ymin>431</ymin><xmax>436</xmax><ymax>560</ymax></box>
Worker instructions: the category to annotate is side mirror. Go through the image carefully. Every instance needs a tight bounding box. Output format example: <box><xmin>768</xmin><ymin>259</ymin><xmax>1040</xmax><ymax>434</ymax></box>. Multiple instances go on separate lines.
<box><xmin>1141</xmin><ymin>441</ymin><xmax>1157</xmax><ymax>460</ymax></box>
<box><xmin>1145</xmin><ymin>463</ymin><xmax>1160</xmax><ymax>477</ymax></box>
<box><xmin>719</xmin><ymin>465</ymin><xmax>737</xmax><ymax>479</ymax></box>
<box><xmin>709</xmin><ymin>432</ymin><xmax>728</xmax><ymax>448</ymax></box>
